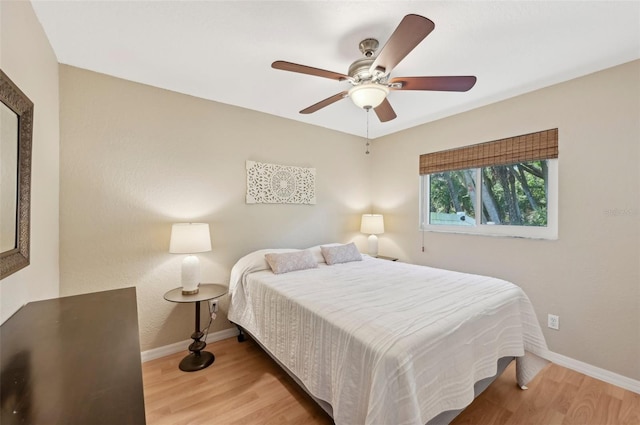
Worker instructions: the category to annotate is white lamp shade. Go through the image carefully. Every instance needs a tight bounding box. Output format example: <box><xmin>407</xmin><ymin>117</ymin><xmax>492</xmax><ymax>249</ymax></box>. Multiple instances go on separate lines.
<box><xmin>361</xmin><ymin>214</ymin><xmax>384</xmax><ymax>235</ymax></box>
<box><xmin>349</xmin><ymin>83</ymin><xmax>389</xmax><ymax>109</ymax></box>
<box><xmin>169</xmin><ymin>223</ymin><xmax>212</xmax><ymax>254</ymax></box>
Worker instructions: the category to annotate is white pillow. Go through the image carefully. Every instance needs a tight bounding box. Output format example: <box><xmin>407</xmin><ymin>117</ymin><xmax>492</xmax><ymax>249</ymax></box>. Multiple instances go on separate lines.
<box><xmin>265</xmin><ymin>250</ymin><xmax>318</xmax><ymax>274</ymax></box>
<box><xmin>307</xmin><ymin>243</ymin><xmax>342</xmax><ymax>264</ymax></box>
<box><xmin>320</xmin><ymin>243</ymin><xmax>362</xmax><ymax>265</ymax></box>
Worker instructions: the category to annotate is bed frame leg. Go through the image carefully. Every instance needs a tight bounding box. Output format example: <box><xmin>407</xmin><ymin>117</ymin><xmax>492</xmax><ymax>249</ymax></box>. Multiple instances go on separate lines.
<box><xmin>236</xmin><ymin>325</ymin><xmax>246</xmax><ymax>342</ymax></box>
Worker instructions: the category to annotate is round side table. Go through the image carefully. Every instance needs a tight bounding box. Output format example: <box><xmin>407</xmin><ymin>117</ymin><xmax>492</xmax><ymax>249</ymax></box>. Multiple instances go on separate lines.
<box><xmin>163</xmin><ymin>283</ymin><xmax>227</xmax><ymax>372</ymax></box>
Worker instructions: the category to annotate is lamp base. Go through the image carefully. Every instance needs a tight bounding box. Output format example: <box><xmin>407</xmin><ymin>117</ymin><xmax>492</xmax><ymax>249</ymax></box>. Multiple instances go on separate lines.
<box><xmin>367</xmin><ymin>234</ymin><xmax>379</xmax><ymax>257</ymax></box>
<box><xmin>181</xmin><ymin>255</ymin><xmax>201</xmax><ymax>294</ymax></box>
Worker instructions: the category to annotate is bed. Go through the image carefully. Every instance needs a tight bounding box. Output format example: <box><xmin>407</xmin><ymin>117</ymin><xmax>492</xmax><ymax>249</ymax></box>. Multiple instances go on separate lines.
<box><xmin>228</xmin><ymin>244</ymin><xmax>549</xmax><ymax>425</ymax></box>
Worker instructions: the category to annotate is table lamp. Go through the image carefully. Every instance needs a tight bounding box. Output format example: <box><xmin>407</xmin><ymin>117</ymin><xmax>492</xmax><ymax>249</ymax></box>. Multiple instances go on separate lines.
<box><xmin>169</xmin><ymin>223</ymin><xmax>212</xmax><ymax>294</ymax></box>
<box><xmin>361</xmin><ymin>214</ymin><xmax>384</xmax><ymax>257</ymax></box>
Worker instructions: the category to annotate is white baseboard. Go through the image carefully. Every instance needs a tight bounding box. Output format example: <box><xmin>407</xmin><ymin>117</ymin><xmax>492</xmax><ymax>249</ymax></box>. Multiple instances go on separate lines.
<box><xmin>542</xmin><ymin>350</ymin><xmax>640</xmax><ymax>394</ymax></box>
<box><xmin>141</xmin><ymin>327</ymin><xmax>239</xmax><ymax>363</ymax></box>
<box><xmin>141</xmin><ymin>331</ymin><xmax>639</xmax><ymax>395</ymax></box>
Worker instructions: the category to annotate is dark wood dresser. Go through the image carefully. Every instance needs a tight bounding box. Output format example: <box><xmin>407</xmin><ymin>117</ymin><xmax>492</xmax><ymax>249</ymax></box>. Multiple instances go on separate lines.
<box><xmin>1</xmin><ymin>287</ymin><xmax>146</xmax><ymax>424</ymax></box>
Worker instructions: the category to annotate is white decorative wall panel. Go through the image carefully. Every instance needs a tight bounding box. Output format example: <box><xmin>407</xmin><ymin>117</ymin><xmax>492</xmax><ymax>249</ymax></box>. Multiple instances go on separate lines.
<box><xmin>246</xmin><ymin>160</ymin><xmax>316</xmax><ymax>204</ymax></box>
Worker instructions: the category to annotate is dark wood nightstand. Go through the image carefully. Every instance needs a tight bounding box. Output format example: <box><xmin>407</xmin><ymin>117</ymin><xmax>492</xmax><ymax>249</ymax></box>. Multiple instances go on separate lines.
<box><xmin>164</xmin><ymin>283</ymin><xmax>227</xmax><ymax>372</ymax></box>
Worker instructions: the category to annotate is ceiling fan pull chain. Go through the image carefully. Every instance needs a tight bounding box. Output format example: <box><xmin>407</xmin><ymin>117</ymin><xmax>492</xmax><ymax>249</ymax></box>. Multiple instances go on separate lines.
<box><xmin>365</xmin><ymin>107</ymin><xmax>371</xmax><ymax>155</ymax></box>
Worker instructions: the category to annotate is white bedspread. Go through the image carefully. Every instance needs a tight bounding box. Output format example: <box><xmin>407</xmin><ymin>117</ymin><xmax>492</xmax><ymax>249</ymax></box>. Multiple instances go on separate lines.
<box><xmin>228</xmin><ymin>250</ymin><xmax>548</xmax><ymax>425</ymax></box>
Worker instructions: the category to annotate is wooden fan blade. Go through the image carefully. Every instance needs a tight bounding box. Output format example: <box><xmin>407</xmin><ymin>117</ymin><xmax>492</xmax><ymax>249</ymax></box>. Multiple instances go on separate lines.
<box><xmin>374</xmin><ymin>98</ymin><xmax>397</xmax><ymax>122</ymax></box>
<box><xmin>300</xmin><ymin>91</ymin><xmax>349</xmax><ymax>114</ymax></box>
<box><xmin>272</xmin><ymin>61</ymin><xmax>350</xmax><ymax>81</ymax></box>
<box><xmin>369</xmin><ymin>14</ymin><xmax>435</xmax><ymax>75</ymax></box>
<box><xmin>390</xmin><ymin>76</ymin><xmax>477</xmax><ymax>92</ymax></box>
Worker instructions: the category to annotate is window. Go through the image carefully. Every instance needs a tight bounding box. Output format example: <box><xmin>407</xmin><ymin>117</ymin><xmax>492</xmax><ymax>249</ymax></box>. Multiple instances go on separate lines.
<box><xmin>420</xmin><ymin>129</ymin><xmax>558</xmax><ymax>239</ymax></box>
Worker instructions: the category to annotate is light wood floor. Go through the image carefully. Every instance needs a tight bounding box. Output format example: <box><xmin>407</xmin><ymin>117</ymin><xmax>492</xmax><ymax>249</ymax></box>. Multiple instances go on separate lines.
<box><xmin>142</xmin><ymin>337</ymin><xmax>640</xmax><ymax>425</ymax></box>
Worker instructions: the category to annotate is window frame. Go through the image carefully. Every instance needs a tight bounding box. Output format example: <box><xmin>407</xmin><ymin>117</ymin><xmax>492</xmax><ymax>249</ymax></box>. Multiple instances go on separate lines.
<box><xmin>420</xmin><ymin>159</ymin><xmax>558</xmax><ymax>239</ymax></box>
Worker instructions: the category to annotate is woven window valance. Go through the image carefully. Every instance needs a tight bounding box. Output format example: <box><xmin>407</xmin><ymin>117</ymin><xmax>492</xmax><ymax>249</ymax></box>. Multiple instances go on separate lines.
<box><xmin>419</xmin><ymin>128</ymin><xmax>558</xmax><ymax>175</ymax></box>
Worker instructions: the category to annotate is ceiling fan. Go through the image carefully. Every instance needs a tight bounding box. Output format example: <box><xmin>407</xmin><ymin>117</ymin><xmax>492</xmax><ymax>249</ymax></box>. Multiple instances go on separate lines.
<box><xmin>272</xmin><ymin>14</ymin><xmax>477</xmax><ymax>122</ymax></box>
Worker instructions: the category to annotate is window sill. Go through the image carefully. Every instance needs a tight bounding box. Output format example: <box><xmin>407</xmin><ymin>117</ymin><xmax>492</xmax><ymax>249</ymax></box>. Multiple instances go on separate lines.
<box><xmin>421</xmin><ymin>225</ymin><xmax>558</xmax><ymax>240</ymax></box>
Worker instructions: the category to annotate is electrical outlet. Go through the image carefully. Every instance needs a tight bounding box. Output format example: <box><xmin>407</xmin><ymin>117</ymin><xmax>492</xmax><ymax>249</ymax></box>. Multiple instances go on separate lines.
<box><xmin>547</xmin><ymin>314</ymin><xmax>559</xmax><ymax>330</ymax></box>
<box><xmin>209</xmin><ymin>299</ymin><xmax>219</xmax><ymax>313</ymax></box>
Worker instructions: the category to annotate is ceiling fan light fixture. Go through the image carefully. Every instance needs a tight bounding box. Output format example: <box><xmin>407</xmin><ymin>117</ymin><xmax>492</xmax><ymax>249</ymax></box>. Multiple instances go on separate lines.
<box><xmin>349</xmin><ymin>83</ymin><xmax>389</xmax><ymax>109</ymax></box>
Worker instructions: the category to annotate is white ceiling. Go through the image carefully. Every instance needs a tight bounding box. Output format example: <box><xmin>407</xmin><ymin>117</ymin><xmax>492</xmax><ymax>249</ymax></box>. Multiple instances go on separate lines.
<box><xmin>32</xmin><ymin>1</ymin><xmax>640</xmax><ymax>139</ymax></box>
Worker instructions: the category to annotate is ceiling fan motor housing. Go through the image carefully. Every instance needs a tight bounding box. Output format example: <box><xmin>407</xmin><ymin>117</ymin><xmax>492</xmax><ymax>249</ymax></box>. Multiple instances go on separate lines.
<box><xmin>348</xmin><ymin>57</ymin><xmax>375</xmax><ymax>81</ymax></box>
<box><xmin>349</xmin><ymin>39</ymin><xmax>387</xmax><ymax>83</ymax></box>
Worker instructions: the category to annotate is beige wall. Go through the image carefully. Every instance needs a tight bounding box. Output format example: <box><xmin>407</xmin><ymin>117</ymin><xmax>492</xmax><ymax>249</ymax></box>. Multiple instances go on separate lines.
<box><xmin>59</xmin><ymin>65</ymin><xmax>371</xmax><ymax>350</ymax></box>
<box><xmin>370</xmin><ymin>60</ymin><xmax>640</xmax><ymax>380</ymax></box>
<box><xmin>56</xmin><ymin>55</ymin><xmax>639</xmax><ymax>379</ymax></box>
<box><xmin>0</xmin><ymin>0</ymin><xmax>60</xmax><ymax>323</ymax></box>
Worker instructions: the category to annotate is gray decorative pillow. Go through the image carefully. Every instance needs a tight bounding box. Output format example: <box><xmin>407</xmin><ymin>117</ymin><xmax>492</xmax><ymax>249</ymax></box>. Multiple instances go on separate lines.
<box><xmin>265</xmin><ymin>250</ymin><xmax>318</xmax><ymax>274</ymax></box>
<box><xmin>321</xmin><ymin>243</ymin><xmax>362</xmax><ymax>265</ymax></box>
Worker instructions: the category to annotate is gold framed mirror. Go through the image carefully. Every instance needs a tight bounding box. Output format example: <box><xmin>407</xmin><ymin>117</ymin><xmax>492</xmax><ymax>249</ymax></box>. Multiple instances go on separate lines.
<box><xmin>1</xmin><ymin>69</ymin><xmax>34</xmax><ymax>279</ymax></box>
